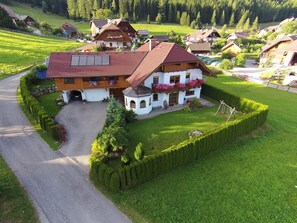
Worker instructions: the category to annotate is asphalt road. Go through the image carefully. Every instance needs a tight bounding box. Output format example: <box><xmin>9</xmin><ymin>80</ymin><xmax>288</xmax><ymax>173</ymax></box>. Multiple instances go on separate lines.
<box><xmin>0</xmin><ymin>72</ymin><xmax>130</xmax><ymax>223</ymax></box>
<box><xmin>56</xmin><ymin>101</ymin><xmax>107</xmax><ymax>173</ymax></box>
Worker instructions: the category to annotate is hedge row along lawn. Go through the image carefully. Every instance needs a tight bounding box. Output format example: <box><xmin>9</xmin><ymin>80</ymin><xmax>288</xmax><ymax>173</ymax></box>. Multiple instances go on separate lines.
<box><xmin>0</xmin><ymin>155</ymin><xmax>38</xmax><ymax>223</ymax></box>
<box><xmin>0</xmin><ymin>29</ymin><xmax>82</xmax><ymax>78</ymax></box>
<box><xmin>99</xmin><ymin>74</ymin><xmax>297</xmax><ymax>222</ymax></box>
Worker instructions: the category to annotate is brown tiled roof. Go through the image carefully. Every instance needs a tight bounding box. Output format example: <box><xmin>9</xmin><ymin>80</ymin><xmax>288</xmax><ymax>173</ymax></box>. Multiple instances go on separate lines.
<box><xmin>127</xmin><ymin>42</ymin><xmax>212</xmax><ymax>87</ymax></box>
<box><xmin>94</xmin><ymin>23</ymin><xmax>132</xmax><ymax>42</ymax></box>
<box><xmin>187</xmin><ymin>43</ymin><xmax>211</xmax><ymax>52</ymax></box>
<box><xmin>60</xmin><ymin>23</ymin><xmax>77</xmax><ymax>34</ymax></box>
<box><xmin>221</xmin><ymin>41</ymin><xmax>241</xmax><ymax>51</ymax></box>
<box><xmin>47</xmin><ymin>51</ymin><xmax>147</xmax><ymax>78</ymax></box>
<box><xmin>91</xmin><ymin>19</ymin><xmax>108</xmax><ymax>28</ymax></box>
<box><xmin>123</xmin><ymin>86</ymin><xmax>152</xmax><ymax>97</ymax></box>
<box><xmin>274</xmin><ymin>40</ymin><xmax>297</xmax><ymax>55</ymax></box>
<box><xmin>188</xmin><ymin>29</ymin><xmax>220</xmax><ymax>41</ymax></box>
<box><xmin>261</xmin><ymin>35</ymin><xmax>297</xmax><ymax>52</ymax></box>
<box><xmin>151</xmin><ymin>35</ymin><xmax>169</xmax><ymax>42</ymax></box>
<box><xmin>0</xmin><ymin>3</ymin><xmax>18</xmax><ymax>19</ymax></box>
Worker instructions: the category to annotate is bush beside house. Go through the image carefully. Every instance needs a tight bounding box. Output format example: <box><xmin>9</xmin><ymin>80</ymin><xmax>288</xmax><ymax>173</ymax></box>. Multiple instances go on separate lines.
<box><xmin>90</xmin><ymin>84</ymin><xmax>269</xmax><ymax>192</ymax></box>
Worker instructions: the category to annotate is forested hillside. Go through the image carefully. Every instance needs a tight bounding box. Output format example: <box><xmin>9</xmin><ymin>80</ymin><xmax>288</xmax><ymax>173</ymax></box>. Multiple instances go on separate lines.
<box><xmin>5</xmin><ymin>0</ymin><xmax>297</xmax><ymax>25</ymax></box>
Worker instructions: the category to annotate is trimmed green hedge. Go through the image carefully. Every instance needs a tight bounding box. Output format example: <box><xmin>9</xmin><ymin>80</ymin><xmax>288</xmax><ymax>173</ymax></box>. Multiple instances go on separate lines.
<box><xmin>90</xmin><ymin>84</ymin><xmax>269</xmax><ymax>192</ymax></box>
<box><xmin>20</xmin><ymin>74</ymin><xmax>59</xmax><ymax>141</ymax></box>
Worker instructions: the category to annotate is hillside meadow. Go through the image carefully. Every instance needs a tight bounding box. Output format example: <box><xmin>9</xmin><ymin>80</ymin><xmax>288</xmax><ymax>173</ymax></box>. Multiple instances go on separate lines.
<box><xmin>101</xmin><ymin>75</ymin><xmax>297</xmax><ymax>223</ymax></box>
<box><xmin>0</xmin><ymin>29</ymin><xmax>82</xmax><ymax>77</ymax></box>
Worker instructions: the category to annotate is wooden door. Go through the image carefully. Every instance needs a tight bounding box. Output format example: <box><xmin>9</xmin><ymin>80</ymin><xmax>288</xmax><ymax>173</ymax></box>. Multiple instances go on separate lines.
<box><xmin>169</xmin><ymin>92</ymin><xmax>179</xmax><ymax>106</ymax></box>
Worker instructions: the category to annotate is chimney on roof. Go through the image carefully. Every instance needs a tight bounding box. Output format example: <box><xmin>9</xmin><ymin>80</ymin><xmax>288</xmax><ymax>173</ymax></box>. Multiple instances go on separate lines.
<box><xmin>149</xmin><ymin>39</ymin><xmax>158</xmax><ymax>51</ymax></box>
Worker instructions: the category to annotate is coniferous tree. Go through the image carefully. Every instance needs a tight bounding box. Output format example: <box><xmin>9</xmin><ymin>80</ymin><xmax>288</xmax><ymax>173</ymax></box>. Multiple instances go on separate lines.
<box><xmin>211</xmin><ymin>10</ymin><xmax>216</xmax><ymax>26</ymax></box>
<box><xmin>67</xmin><ymin>0</ymin><xmax>76</xmax><ymax>19</ymax></box>
<box><xmin>147</xmin><ymin>14</ymin><xmax>150</xmax><ymax>24</ymax></box>
<box><xmin>180</xmin><ymin>11</ymin><xmax>188</xmax><ymax>26</ymax></box>
<box><xmin>251</xmin><ymin>16</ymin><xmax>258</xmax><ymax>32</ymax></box>
<box><xmin>155</xmin><ymin>13</ymin><xmax>162</xmax><ymax>24</ymax></box>
<box><xmin>196</xmin><ymin>12</ymin><xmax>202</xmax><ymax>28</ymax></box>
<box><xmin>176</xmin><ymin>10</ymin><xmax>180</xmax><ymax>23</ymax></box>
<box><xmin>243</xmin><ymin>17</ymin><xmax>250</xmax><ymax>31</ymax></box>
<box><xmin>229</xmin><ymin>12</ymin><xmax>235</xmax><ymax>27</ymax></box>
<box><xmin>93</xmin><ymin>0</ymin><xmax>98</xmax><ymax>10</ymax></box>
<box><xmin>236</xmin><ymin>10</ymin><xmax>248</xmax><ymax>30</ymax></box>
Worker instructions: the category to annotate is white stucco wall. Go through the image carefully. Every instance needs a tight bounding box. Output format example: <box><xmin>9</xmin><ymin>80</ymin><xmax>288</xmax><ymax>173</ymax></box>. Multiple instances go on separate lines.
<box><xmin>84</xmin><ymin>89</ymin><xmax>110</xmax><ymax>101</ymax></box>
<box><xmin>124</xmin><ymin>95</ymin><xmax>153</xmax><ymax>115</ymax></box>
<box><xmin>144</xmin><ymin>69</ymin><xmax>203</xmax><ymax>87</ymax></box>
<box><xmin>62</xmin><ymin>91</ymin><xmax>70</xmax><ymax>103</ymax></box>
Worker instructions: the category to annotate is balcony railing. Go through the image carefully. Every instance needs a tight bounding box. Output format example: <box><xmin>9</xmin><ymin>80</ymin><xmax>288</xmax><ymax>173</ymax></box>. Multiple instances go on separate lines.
<box><xmin>152</xmin><ymin>79</ymin><xmax>204</xmax><ymax>93</ymax></box>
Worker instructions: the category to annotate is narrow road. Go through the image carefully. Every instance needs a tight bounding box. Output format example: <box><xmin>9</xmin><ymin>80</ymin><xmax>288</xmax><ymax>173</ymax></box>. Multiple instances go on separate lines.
<box><xmin>0</xmin><ymin>72</ymin><xmax>130</xmax><ymax>223</ymax></box>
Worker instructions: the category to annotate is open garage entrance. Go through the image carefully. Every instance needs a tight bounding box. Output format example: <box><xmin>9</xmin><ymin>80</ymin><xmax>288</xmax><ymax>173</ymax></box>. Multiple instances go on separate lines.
<box><xmin>69</xmin><ymin>90</ymin><xmax>82</xmax><ymax>101</ymax></box>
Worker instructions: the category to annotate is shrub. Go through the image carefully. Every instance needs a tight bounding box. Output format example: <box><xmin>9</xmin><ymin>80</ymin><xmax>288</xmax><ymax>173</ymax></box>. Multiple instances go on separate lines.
<box><xmin>110</xmin><ymin>172</ymin><xmax>120</xmax><ymax>192</ymax></box>
<box><xmin>122</xmin><ymin>108</ymin><xmax>137</xmax><ymax>123</ymax></box>
<box><xmin>235</xmin><ymin>53</ymin><xmax>246</xmax><ymax>67</ymax></box>
<box><xmin>220</xmin><ymin>59</ymin><xmax>233</xmax><ymax>70</ymax></box>
<box><xmin>121</xmin><ymin>152</ymin><xmax>130</xmax><ymax>165</ymax></box>
<box><xmin>221</xmin><ymin>52</ymin><xmax>232</xmax><ymax>59</ymax></box>
<box><xmin>134</xmin><ymin>143</ymin><xmax>144</xmax><ymax>161</ymax></box>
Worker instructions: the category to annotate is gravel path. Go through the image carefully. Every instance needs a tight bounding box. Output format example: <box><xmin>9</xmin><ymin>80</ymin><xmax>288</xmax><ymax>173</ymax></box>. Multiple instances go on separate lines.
<box><xmin>0</xmin><ymin>72</ymin><xmax>130</xmax><ymax>223</ymax></box>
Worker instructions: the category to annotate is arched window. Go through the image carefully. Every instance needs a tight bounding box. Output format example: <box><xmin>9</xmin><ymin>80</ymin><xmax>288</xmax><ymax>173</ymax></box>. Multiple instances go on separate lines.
<box><xmin>140</xmin><ymin>100</ymin><xmax>146</xmax><ymax>108</ymax></box>
<box><xmin>130</xmin><ymin>100</ymin><xmax>136</xmax><ymax>108</ymax></box>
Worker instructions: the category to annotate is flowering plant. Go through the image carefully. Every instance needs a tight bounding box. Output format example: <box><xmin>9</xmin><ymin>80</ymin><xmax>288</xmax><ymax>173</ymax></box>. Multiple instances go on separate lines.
<box><xmin>175</xmin><ymin>83</ymin><xmax>187</xmax><ymax>90</ymax></box>
<box><xmin>187</xmin><ymin>79</ymin><xmax>199</xmax><ymax>88</ymax></box>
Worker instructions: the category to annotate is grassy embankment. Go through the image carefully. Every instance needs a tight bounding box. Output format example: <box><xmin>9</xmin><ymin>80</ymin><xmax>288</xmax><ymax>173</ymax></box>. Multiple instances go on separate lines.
<box><xmin>0</xmin><ymin>29</ymin><xmax>82</xmax><ymax>79</ymax></box>
<box><xmin>102</xmin><ymin>75</ymin><xmax>297</xmax><ymax>223</ymax></box>
<box><xmin>0</xmin><ymin>155</ymin><xmax>38</xmax><ymax>223</ymax></box>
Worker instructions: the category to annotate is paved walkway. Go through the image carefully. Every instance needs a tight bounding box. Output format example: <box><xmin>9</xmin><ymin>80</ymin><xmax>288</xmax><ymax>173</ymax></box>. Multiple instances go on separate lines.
<box><xmin>0</xmin><ymin>72</ymin><xmax>130</xmax><ymax>223</ymax></box>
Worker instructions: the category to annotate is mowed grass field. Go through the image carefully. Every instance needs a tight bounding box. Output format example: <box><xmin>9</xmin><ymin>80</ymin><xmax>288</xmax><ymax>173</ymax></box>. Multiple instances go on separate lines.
<box><xmin>132</xmin><ymin>23</ymin><xmax>194</xmax><ymax>36</ymax></box>
<box><xmin>6</xmin><ymin>1</ymin><xmax>90</xmax><ymax>33</ymax></box>
<box><xmin>103</xmin><ymin>75</ymin><xmax>297</xmax><ymax>223</ymax></box>
<box><xmin>0</xmin><ymin>155</ymin><xmax>38</xmax><ymax>223</ymax></box>
<box><xmin>0</xmin><ymin>29</ymin><xmax>82</xmax><ymax>76</ymax></box>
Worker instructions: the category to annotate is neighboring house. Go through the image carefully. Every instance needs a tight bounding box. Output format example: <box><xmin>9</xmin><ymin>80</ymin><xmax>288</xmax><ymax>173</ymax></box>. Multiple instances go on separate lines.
<box><xmin>93</xmin><ymin>23</ymin><xmax>132</xmax><ymax>49</ymax></box>
<box><xmin>185</xmin><ymin>29</ymin><xmax>221</xmax><ymax>45</ymax></box>
<box><xmin>18</xmin><ymin>15</ymin><xmax>36</xmax><ymax>26</ymax></box>
<box><xmin>260</xmin><ymin>35</ymin><xmax>297</xmax><ymax>66</ymax></box>
<box><xmin>221</xmin><ymin>41</ymin><xmax>242</xmax><ymax>57</ymax></box>
<box><xmin>186</xmin><ymin>42</ymin><xmax>211</xmax><ymax>55</ymax></box>
<box><xmin>90</xmin><ymin>18</ymin><xmax>136</xmax><ymax>39</ymax></box>
<box><xmin>227</xmin><ymin>31</ymin><xmax>249</xmax><ymax>42</ymax></box>
<box><xmin>137</xmin><ymin>30</ymin><xmax>149</xmax><ymax>38</ymax></box>
<box><xmin>47</xmin><ymin>41</ymin><xmax>213</xmax><ymax>115</ymax></box>
<box><xmin>268</xmin><ymin>40</ymin><xmax>297</xmax><ymax>66</ymax></box>
<box><xmin>60</xmin><ymin>23</ymin><xmax>78</xmax><ymax>37</ymax></box>
<box><xmin>90</xmin><ymin>19</ymin><xmax>108</xmax><ymax>37</ymax></box>
<box><xmin>258</xmin><ymin>25</ymin><xmax>279</xmax><ymax>38</ymax></box>
<box><xmin>150</xmin><ymin>35</ymin><xmax>169</xmax><ymax>42</ymax></box>
<box><xmin>0</xmin><ymin>3</ymin><xmax>19</xmax><ymax>23</ymax></box>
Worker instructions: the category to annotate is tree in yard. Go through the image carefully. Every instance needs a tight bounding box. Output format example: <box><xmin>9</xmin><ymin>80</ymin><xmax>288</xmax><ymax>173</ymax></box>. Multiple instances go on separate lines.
<box><xmin>176</xmin><ymin>11</ymin><xmax>180</xmax><ymax>23</ymax></box>
<box><xmin>0</xmin><ymin>7</ymin><xmax>15</xmax><ymax>29</ymax></box>
<box><xmin>229</xmin><ymin>12</ymin><xmax>235</xmax><ymax>27</ymax></box>
<box><xmin>147</xmin><ymin>14</ymin><xmax>150</xmax><ymax>24</ymax></box>
<box><xmin>243</xmin><ymin>18</ymin><xmax>250</xmax><ymax>32</ymax></box>
<box><xmin>134</xmin><ymin>143</ymin><xmax>144</xmax><ymax>161</ymax></box>
<box><xmin>221</xmin><ymin>24</ymin><xmax>227</xmax><ymax>36</ymax></box>
<box><xmin>236</xmin><ymin>10</ymin><xmax>248</xmax><ymax>30</ymax></box>
<box><xmin>211</xmin><ymin>10</ymin><xmax>216</xmax><ymax>27</ymax></box>
<box><xmin>251</xmin><ymin>16</ymin><xmax>259</xmax><ymax>32</ymax></box>
<box><xmin>93</xmin><ymin>0</ymin><xmax>99</xmax><ymax>10</ymax></box>
<box><xmin>155</xmin><ymin>13</ymin><xmax>163</xmax><ymax>24</ymax></box>
<box><xmin>180</xmin><ymin>12</ymin><xmax>189</xmax><ymax>26</ymax></box>
<box><xmin>190</xmin><ymin>20</ymin><xmax>197</xmax><ymax>29</ymax></box>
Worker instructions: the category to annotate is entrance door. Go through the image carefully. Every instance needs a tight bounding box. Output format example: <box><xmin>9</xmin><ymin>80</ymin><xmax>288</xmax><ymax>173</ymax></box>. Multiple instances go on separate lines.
<box><xmin>169</xmin><ymin>92</ymin><xmax>179</xmax><ymax>106</ymax></box>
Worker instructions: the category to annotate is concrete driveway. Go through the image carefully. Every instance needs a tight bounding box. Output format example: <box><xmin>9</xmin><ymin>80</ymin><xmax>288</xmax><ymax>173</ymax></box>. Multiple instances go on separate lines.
<box><xmin>56</xmin><ymin>101</ymin><xmax>107</xmax><ymax>172</ymax></box>
<box><xmin>0</xmin><ymin>72</ymin><xmax>130</xmax><ymax>223</ymax></box>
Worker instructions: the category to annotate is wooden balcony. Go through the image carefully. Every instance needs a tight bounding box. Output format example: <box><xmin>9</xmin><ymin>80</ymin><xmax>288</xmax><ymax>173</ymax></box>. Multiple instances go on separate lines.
<box><xmin>82</xmin><ymin>79</ymin><xmax>130</xmax><ymax>89</ymax></box>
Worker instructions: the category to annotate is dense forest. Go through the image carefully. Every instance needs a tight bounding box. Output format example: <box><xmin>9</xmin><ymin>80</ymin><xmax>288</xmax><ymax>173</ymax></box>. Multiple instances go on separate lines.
<box><xmin>7</xmin><ymin>0</ymin><xmax>297</xmax><ymax>25</ymax></box>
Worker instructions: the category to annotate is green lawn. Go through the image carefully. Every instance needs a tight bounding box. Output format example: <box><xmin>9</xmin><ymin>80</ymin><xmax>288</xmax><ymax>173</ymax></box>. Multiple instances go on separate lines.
<box><xmin>6</xmin><ymin>1</ymin><xmax>90</xmax><ymax>33</ymax></box>
<box><xmin>102</xmin><ymin>75</ymin><xmax>297</xmax><ymax>222</ymax></box>
<box><xmin>0</xmin><ymin>155</ymin><xmax>38</xmax><ymax>223</ymax></box>
<box><xmin>0</xmin><ymin>29</ymin><xmax>82</xmax><ymax>77</ymax></box>
<box><xmin>37</xmin><ymin>92</ymin><xmax>61</xmax><ymax>117</ymax></box>
<box><xmin>31</xmin><ymin>79</ymin><xmax>55</xmax><ymax>91</ymax></box>
<box><xmin>132</xmin><ymin>22</ymin><xmax>194</xmax><ymax>36</ymax></box>
<box><xmin>127</xmin><ymin>105</ymin><xmax>228</xmax><ymax>156</ymax></box>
